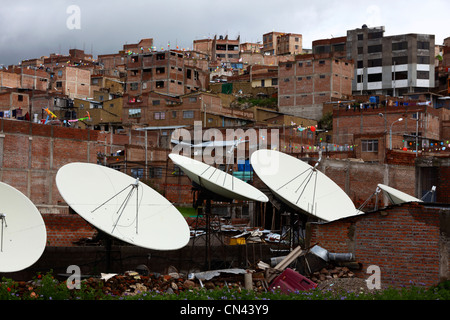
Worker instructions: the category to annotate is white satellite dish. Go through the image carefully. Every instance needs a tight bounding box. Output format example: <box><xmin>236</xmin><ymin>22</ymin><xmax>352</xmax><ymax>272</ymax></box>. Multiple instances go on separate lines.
<box><xmin>377</xmin><ymin>184</ymin><xmax>423</xmax><ymax>205</ymax></box>
<box><xmin>55</xmin><ymin>162</ymin><xmax>190</xmax><ymax>251</ymax></box>
<box><xmin>0</xmin><ymin>182</ymin><xmax>47</xmax><ymax>273</ymax></box>
<box><xmin>168</xmin><ymin>153</ymin><xmax>268</xmax><ymax>202</ymax></box>
<box><xmin>250</xmin><ymin>149</ymin><xmax>363</xmax><ymax>222</ymax></box>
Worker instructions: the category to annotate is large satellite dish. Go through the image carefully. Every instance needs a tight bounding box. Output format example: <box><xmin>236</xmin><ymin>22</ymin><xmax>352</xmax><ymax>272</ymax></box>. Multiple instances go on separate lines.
<box><xmin>0</xmin><ymin>182</ymin><xmax>47</xmax><ymax>273</ymax></box>
<box><xmin>55</xmin><ymin>162</ymin><xmax>190</xmax><ymax>251</ymax></box>
<box><xmin>168</xmin><ymin>153</ymin><xmax>268</xmax><ymax>202</ymax></box>
<box><xmin>377</xmin><ymin>184</ymin><xmax>423</xmax><ymax>205</ymax></box>
<box><xmin>250</xmin><ymin>149</ymin><xmax>363</xmax><ymax>222</ymax></box>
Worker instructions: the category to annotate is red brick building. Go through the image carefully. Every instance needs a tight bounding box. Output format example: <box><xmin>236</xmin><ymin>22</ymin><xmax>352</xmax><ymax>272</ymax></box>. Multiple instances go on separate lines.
<box><xmin>278</xmin><ymin>53</ymin><xmax>354</xmax><ymax>120</ymax></box>
<box><xmin>332</xmin><ymin>97</ymin><xmax>450</xmax><ymax>162</ymax></box>
<box><xmin>306</xmin><ymin>202</ymin><xmax>450</xmax><ymax>288</ymax></box>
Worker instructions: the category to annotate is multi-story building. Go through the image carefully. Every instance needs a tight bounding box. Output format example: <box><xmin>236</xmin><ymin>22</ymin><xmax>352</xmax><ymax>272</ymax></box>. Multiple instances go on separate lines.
<box><xmin>332</xmin><ymin>96</ymin><xmax>450</xmax><ymax>162</ymax></box>
<box><xmin>312</xmin><ymin>36</ymin><xmax>347</xmax><ymax>59</ymax></box>
<box><xmin>0</xmin><ymin>66</ymin><xmax>50</xmax><ymax>92</ymax></box>
<box><xmin>193</xmin><ymin>35</ymin><xmax>242</xmax><ymax>71</ymax></box>
<box><xmin>50</xmin><ymin>66</ymin><xmax>91</xmax><ymax>99</ymax></box>
<box><xmin>262</xmin><ymin>32</ymin><xmax>302</xmax><ymax>56</ymax></box>
<box><xmin>276</xmin><ymin>33</ymin><xmax>303</xmax><ymax>56</ymax></box>
<box><xmin>124</xmin><ymin>50</ymin><xmax>209</xmax><ymax>97</ymax></box>
<box><xmin>0</xmin><ymin>90</ymin><xmax>30</xmax><ymax>119</ymax></box>
<box><xmin>346</xmin><ymin>25</ymin><xmax>435</xmax><ymax>97</ymax></box>
<box><xmin>278</xmin><ymin>53</ymin><xmax>354</xmax><ymax>120</ymax></box>
<box><xmin>122</xmin><ymin>91</ymin><xmax>254</xmax><ymax>131</ymax></box>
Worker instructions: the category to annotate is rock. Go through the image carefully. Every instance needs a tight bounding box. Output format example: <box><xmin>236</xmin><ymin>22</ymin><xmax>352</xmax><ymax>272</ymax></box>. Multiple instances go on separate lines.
<box><xmin>183</xmin><ymin>280</ymin><xmax>196</xmax><ymax>289</ymax></box>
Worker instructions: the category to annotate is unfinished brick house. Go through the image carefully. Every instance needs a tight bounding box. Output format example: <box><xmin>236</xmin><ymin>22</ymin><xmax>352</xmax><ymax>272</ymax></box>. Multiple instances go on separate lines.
<box><xmin>193</xmin><ymin>35</ymin><xmax>242</xmax><ymax>71</ymax></box>
<box><xmin>278</xmin><ymin>53</ymin><xmax>354</xmax><ymax>120</ymax></box>
<box><xmin>306</xmin><ymin>201</ymin><xmax>450</xmax><ymax>288</ymax></box>
<box><xmin>332</xmin><ymin>96</ymin><xmax>450</xmax><ymax>162</ymax></box>
<box><xmin>122</xmin><ymin>90</ymin><xmax>255</xmax><ymax>131</ymax></box>
<box><xmin>125</xmin><ymin>50</ymin><xmax>209</xmax><ymax>97</ymax></box>
<box><xmin>50</xmin><ymin>66</ymin><xmax>91</xmax><ymax>99</ymax></box>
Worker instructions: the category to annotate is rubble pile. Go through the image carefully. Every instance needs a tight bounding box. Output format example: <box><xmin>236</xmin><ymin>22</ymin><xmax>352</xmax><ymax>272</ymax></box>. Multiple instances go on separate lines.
<box><xmin>80</xmin><ymin>269</ymin><xmax>270</xmax><ymax>297</ymax></box>
<box><xmin>308</xmin><ymin>266</ymin><xmax>356</xmax><ymax>283</ymax></box>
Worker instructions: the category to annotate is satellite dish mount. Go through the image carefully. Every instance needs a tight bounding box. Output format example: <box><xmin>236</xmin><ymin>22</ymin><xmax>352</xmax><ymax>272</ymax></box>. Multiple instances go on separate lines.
<box><xmin>91</xmin><ymin>178</ymin><xmax>141</xmax><ymax>235</ymax></box>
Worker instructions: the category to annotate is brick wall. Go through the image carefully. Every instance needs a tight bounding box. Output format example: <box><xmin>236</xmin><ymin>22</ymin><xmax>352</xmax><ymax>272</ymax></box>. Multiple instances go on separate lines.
<box><xmin>43</xmin><ymin>213</ymin><xmax>97</xmax><ymax>247</ymax></box>
<box><xmin>307</xmin><ymin>202</ymin><xmax>448</xmax><ymax>288</ymax></box>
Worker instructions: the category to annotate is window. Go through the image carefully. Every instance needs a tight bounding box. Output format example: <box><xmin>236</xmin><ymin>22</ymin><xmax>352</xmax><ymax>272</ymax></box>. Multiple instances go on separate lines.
<box><xmin>392</xmin><ymin>71</ymin><xmax>408</xmax><ymax>80</ymax></box>
<box><xmin>172</xmin><ymin>111</ymin><xmax>177</xmax><ymax>118</ymax></box>
<box><xmin>149</xmin><ymin>167</ymin><xmax>163</xmax><ymax>179</ymax></box>
<box><xmin>418</xmin><ymin>56</ymin><xmax>430</xmax><ymax>64</ymax></box>
<box><xmin>319</xmin><ymin>75</ymin><xmax>326</xmax><ymax>79</ymax></box>
<box><xmin>186</xmin><ymin>69</ymin><xmax>192</xmax><ymax>79</ymax></box>
<box><xmin>131</xmin><ymin>168</ymin><xmax>144</xmax><ymax>179</ymax></box>
<box><xmin>362</xmin><ymin>140</ymin><xmax>379</xmax><ymax>152</ymax></box>
<box><xmin>285</xmin><ymin>63</ymin><xmax>292</xmax><ymax>68</ymax></box>
<box><xmin>58</xmin><ymin>70</ymin><xmax>63</xmax><ymax>77</ymax></box>
<box><xmin>368</xmin><ymin>31</ymin><xmax>383</xmax><ymax>39</ymax></box>
<box><xmin>189</xmin><ymin>97</ymin><xmax>197</xmax><ymax>102</ymax></box>
<box><xmin>156</xmin><ymin>81</ymin><xmax>164</xmax><ymax>89</ymax></box>
<box><xmin>130</xmin><ymin>83</ymin><xmax>139</xmax><ymax>91</ymax></box>
<box><xmin>358</xmin><ymin>47</ymin><xmax>364</xmax><ymax>54</ymax></box>
<box><xmin>156</xmin><ymin>53</ymin><xmax>165</xmax><ymax>60</ymax></box>
<box><xmin>56</xmin><ymin>81</ymin><xmax>62</xmax><ymax>88</ymax></box>
<box><xmin>183</xmin><ymin>110</ymin><xmax>194</xmax><ymax>119</ymax></box>
<box><xmin>154</xmin><ymin>112</ymin><xmax>165</xmax><ymax>120</ymax></box>
<box><xmin>284</xmin><ymin>78</ymin><xmax>290</xmax><ymax>82</ymax></box>
<box><xmin>417</xmin><ymin>41</ymin><xmax>430</xmax><ymax>50</ymax></box>
<box><xmin>392</xmin><ymin>56</ymin><xmax>408</xmax><ymax>65</ymax></box>
<box><xmin>18</xmin><ymin>95</ymin><xmax>23</xmax><ymax>101</ymax></box>
<box><xmin>368</xmin><ymin>73</ymin><xmax>382</xmax><ymax>82</ymax></box>
<box><xmin>129</xmin><ymin>108</ymin><xmax>141</xmax><ymax>118</ymax></box>
<box><xmin>318</xmin><ymin>60</ymin><xmax>325</xmax><ymax>65</ymax></box>
<box><xmin>156</xmin><ymin>67</ymin><xmax>165</xmax><ymax>74</ymax></box>
<box><xmin>297</xmin><ymin>77</ymin><xmax>303</xmax><ymax>81</ymax></box>
<box><xmin>368</xmin><ymin>44</ymin><xmax>382</xmax><ymax>53</ymax></box>
<box><xmin>152</xmin><ymin>100</ymin><xmax>160</xmax><ymax>106</ymax></box>
<box><xmin>368</xmin><ymin>59</ymin><xmax>382</xmax><ymax>67</ymax></box>
<box><xmin>357</xmin><ymin>61</ymin><xmax>363</xmax><ymax>68</ymax></box>
<box><xmin>392</xmin><ymin>41</ymin><xmax>408</xmax><ymax>51</ymax></box>
<box><xmin>357</xmin><ymin>34</ymin><xmax>364</xmax><ymax>41</ymax></box>
<box><xmin>417</xmin><ymin>71</ymin><xmax>429</xmax><ymax>79</ymax></box>
<box><xmin>298</xmin><ymin>62</ymin><xmax>303</xmax><ymax>67</ymax></box>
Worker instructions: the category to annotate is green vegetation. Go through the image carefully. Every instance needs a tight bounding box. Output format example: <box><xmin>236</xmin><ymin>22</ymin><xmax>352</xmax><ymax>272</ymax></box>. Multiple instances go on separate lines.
<box><xmin>176</xmin><ymin>206</ymin><xmax>198</xmax><ymax>217</ymax></box>
<box><xmin>237</xmin><ymin>96</ymin><xmax>278</xmax><ymax>108</ymax></box>
<box><xmin>1</xmin><ymin>272</ymin><xmax>449</xmax><ymax>301</ymax></box>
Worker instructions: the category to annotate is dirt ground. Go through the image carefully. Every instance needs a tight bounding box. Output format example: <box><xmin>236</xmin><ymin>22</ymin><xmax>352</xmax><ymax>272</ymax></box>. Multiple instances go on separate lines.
<box><xmin>315</xmin><ymin>277</ymin><xmax>384</xmax><ymax>295</ymax></box>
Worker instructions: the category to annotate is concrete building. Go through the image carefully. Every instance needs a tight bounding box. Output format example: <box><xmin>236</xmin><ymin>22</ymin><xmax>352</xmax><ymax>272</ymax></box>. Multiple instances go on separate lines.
<box><xmin>346</xmin><ymin>25</ymin><xmax>435</xmax><ymax>97</ymax></box>
<box><xmin>278</xmin><ymin>53</ymin><xmax>354</xmax><ymax>120</ymax></box>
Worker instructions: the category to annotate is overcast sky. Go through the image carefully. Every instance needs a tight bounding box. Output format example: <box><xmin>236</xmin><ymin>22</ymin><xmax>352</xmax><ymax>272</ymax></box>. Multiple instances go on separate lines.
<box><xmin>1</xmin><ymin>0</ymin><xmax>449</xmax><ymax>66</ymax></box>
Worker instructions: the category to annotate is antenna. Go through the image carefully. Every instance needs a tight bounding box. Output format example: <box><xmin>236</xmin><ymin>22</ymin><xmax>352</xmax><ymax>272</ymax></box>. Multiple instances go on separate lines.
<box><xmin>169</xmin><ymin>153</ymin><xmax>268</xmax><ymax>269</ymax></box>
<box><xmin>56</xmin><ymin>162</ymin><xmax>190</xmax><ymax>251</ymax></box>
<box><xmin>251</xmin><ymin>149</ymin><xmax>362</xmax><ymax>222</ymax></box>
<box><xmin>0</xmin><ymin>182</ymin><xmax>47</xmax><ymax>273</ymax></box>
